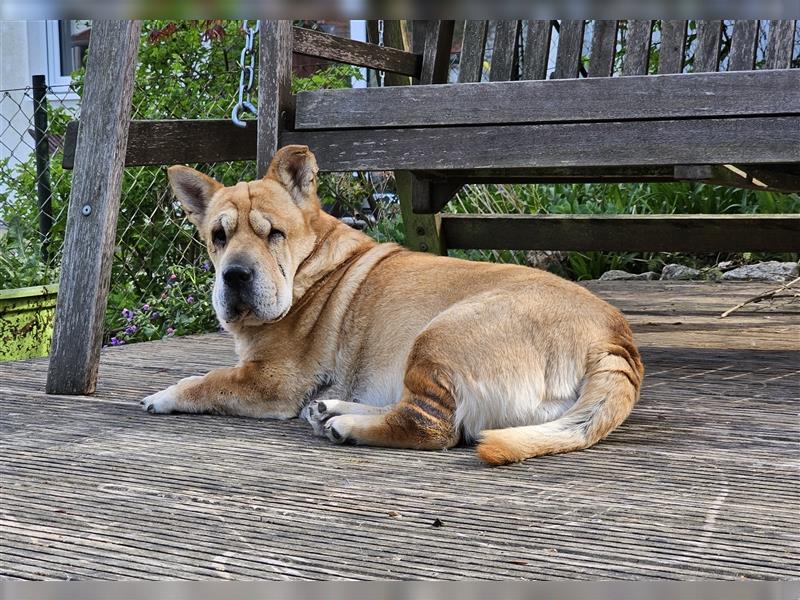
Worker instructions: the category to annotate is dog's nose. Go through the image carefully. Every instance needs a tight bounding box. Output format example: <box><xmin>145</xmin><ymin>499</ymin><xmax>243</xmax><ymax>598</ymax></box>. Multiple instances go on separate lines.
<box><xmin>222</xmin><ymin>264</ymin><xmax>254</xmax><ymax>289</ymax></box>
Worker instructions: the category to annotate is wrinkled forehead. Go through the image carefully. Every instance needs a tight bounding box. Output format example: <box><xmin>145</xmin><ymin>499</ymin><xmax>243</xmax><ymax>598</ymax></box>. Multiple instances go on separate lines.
<box><xmin>207</xmin><ymin>179</ymin><xmax>296</xmax><ymax>229</ymax></box>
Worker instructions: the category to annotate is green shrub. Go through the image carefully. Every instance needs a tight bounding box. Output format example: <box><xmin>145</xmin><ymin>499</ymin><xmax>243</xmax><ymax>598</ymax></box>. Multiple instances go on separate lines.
<box><xmin>105</xmin><ymin>261</ymin><xmax>217</xmax><ymax>345</ymax></box>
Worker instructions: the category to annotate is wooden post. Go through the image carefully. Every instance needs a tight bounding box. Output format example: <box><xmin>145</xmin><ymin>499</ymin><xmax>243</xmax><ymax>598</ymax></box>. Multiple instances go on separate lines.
<box><xmin>397</xmin><ymin>20</ymin><xmax>455</xmax><ymax>255</ymax></box>
<box><xmin>396</xmin><ymin>173</ymin><xmax>446</xmax><ymax>254</ymax></box>
<box><xmin>257</xmin><ymin>20</ymin><xmax>293</xmax><ymax>178</ymax></box>
<box><xmin>32</xmin><ymin>74</ymin><xmax>53</xmax><ymax>263</ymax></box>
<box><xmin>46</xmin><ymin>20</ymin><xmax>141</xmax><ymax>395</ymax></box>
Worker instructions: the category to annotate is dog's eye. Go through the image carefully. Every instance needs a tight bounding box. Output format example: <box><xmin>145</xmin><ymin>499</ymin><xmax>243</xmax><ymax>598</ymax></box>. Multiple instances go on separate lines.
<box><xmin>268</xmin><ymin>229</ymin><xmax>285</xmax><ymax>244</ymax></box>
<box><xmin>212</xmin><ymin>228</ymin><xmax>227</xmax><ymax>247</ymax></box>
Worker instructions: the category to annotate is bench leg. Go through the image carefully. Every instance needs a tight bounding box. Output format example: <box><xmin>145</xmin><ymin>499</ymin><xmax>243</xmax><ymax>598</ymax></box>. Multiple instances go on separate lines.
<box><xmin>396</xmin><ymin>171</ymin><xmax>447</xmax><ymax>255</ymax></box>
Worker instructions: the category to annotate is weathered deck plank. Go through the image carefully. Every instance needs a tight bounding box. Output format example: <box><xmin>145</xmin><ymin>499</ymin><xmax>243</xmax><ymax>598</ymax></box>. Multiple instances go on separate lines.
<box><xmin>1</xmin><ymin>281</ymin><xmax>798</xmax><ymax>580</ymax></box>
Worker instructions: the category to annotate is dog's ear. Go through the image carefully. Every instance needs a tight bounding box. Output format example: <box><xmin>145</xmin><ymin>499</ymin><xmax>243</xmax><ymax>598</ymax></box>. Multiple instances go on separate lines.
<box><xmin>167</xmin><ymin>166</ymin><xmax>223</xmax><ymax>228</ymax></box>
<box><xmin>266</xmin><ymin>145</ymin><xmax>319</xmax><ymax>208</ymax></box>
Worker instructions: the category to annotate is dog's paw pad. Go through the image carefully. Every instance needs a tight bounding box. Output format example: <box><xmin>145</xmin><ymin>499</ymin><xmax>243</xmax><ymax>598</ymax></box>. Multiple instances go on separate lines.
<box><xmin>305</xmin><ymin>399</ymin><xmax>343</xmax><ymax>436</ymax></box>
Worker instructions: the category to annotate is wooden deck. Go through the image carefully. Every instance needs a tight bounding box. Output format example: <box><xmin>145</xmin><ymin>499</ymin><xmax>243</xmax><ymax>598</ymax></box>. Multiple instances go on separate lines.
<box><xmin>1</xmin><ymin>281</ymin><xmax>798</xmax><ymax>580</ymax></box>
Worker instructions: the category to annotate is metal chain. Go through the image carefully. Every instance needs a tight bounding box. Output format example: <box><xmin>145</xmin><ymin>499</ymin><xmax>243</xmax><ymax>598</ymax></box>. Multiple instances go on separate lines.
<box><xmin>232</xmin><ymin>20</ymin><xmax>260</xmax><ymax>128</ymax></box>
<box><xmin>377</xmin><ymin>19</ymin><xmax>385</xmax><ymax>87</ymax></box>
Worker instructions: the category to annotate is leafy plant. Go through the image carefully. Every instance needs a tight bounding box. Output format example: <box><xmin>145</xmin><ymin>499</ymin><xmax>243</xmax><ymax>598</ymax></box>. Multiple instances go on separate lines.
<box><xmin>0</xmin><ymin>218</ymin><xmax>51</xmax><ymax>288</ymax></box>
<box><xmin>105</xmin><ymin>261</ymin><xmax>217</xmax><ymax>345</ymax></box>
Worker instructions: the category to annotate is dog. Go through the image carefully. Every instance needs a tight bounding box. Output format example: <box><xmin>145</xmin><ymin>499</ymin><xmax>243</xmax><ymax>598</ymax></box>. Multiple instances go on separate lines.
<box><xmin>141</xmin><ymin>145</ymin><xmax>644</xmax><ymax>465</ymax></box>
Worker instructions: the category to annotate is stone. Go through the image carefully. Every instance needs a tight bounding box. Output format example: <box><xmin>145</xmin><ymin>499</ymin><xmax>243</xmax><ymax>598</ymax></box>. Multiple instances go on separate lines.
<box><xmin>660</xmin><ymin>264</ymin><xmax>701</xmax><ymax>280</ymax></box>
<box><xmin>720</xmin><ymin>261</ymin><xmax>799</xmax><ymax>283</ymax></box>
<box><xmin>526</xmin><ymin>250</ymin><xmax>566</xmax><ymax>270</ymax></box>
<box><xmin>717</xmin><ymin>260</ymin><xmax>739</xmax><ymax>271</ymax></box>
<box><xmin>599</xmin><ymin>270</ymin><xmax>659</xmax><ymax>281</ymax></box>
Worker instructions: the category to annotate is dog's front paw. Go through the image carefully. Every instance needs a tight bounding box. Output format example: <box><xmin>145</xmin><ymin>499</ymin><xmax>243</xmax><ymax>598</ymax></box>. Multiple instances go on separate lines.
<box><xmin>140</xmin><ymin>385</ymin><xmax>179</xmax><ymax>414</ymax></box>
<box><xmin>305</xmin><ymin>399</ymin><xmax>343</xmax><ymax>436</ymax></box>
<box><xmin>140</xmin><ymin>376</ymin><xmax>202</xmax><ymax>414</ymax></box>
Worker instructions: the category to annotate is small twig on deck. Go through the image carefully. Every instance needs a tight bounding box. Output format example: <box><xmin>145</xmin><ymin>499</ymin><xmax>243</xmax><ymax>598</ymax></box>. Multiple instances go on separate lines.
<box><xmin>720</xmin><ymin>276</ymin><xmax>800</xmax><ymax>318</ymax></box>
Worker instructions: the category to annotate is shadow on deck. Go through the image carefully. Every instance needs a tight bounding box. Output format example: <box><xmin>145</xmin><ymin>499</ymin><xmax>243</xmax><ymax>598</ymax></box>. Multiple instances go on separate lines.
<box><xmin>1</xmin><ymin>281</ymin><xmax>798</xmax><ymax>580</ymax></box>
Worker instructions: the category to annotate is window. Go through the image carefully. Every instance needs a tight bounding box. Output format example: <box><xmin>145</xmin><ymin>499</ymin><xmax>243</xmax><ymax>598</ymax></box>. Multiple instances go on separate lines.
<box><xmin>45</xmin><ymin>20</ymin><xmax>90</xmax><ymax>87</ymax></box>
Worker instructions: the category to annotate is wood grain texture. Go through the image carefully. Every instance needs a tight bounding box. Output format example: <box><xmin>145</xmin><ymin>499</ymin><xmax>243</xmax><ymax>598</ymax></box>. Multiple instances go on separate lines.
<box><xmin>588</xmin><ymin>20</ymin><xmax>618</xmax><ymax>77</ymax></box>
<box><xmin>552</xmin><ymin>20</ymin><xmax>586</xmax><ymax>79</ymax></box>
<box><xmin>440</xmin><ymin>214</ymin><xmax>800</xmax><ymax>252</ymax></box>
<box><xmin>521</xmin><ymin>20</ymin><xmax>552</xmax><ymax>80</ymax></box>
<box><xmin>383</xmin><ymin>21</ymin><xmax>414</xmax><ymax>87</ymax></box>
<box><xmin>693</xmin><ymin>20</ymin><xmax>722</xmax><ymax>72</ymax></box>
<box><xmin>294</xmin><ymin>69</ymin><xmax>800</xmax><ymax>130</ymax></box>
<box><xmin>764</xmin><ymin>20</ymin><xmax>797</xmax><ymax>69</ymax></box>
<box><xmin>622</xmin><ymin>20</ymin><xmax>652</xmax><ymax>75</ymax></box>
<box><xmin>61</xmin><ymin>120</ymin><xmax>254</xmax><ymax>169</ymax></box>
<box><xmin>400</xmin><ymin>21</ymin><xmax>453</xmax><ymax>253</ymax></box>
<box><xmin>292</xmin><ymin>25</ymin><xmax>421</xmax><ymax>77</ymax></box>
<box><xmin>46</xmin><ymin>20</ymin><xmax>142</xmax><ymax>396</ymax></box>
<box><xmin>489</xmin><ymin>20</ymin><xmax>519</xmax><ymax>82</ymax></box>
<box><xmin>457</xmin><ymin>20</ymin><xmax>488</xmax><ymax>83</ymax></box>
<box><xmin>658</xmin><ymin>20</ymin><xmax>687</xmax><ymax>73</ymax></box>
<box><xmin>3</xmin><ymin>282</ymin><xmax>799</xmax><ymax>579</ymax></box>
<box><xmin>728</xmin><ymin>20</ymin><xmax>759</xmax><ymax>71</ymax></box>
<box><xmin>418</xmin><ymin>21</ymin><xmax>455</xmax><ymax>85</ymax></box>
<box><xmin>281</xmin><ymin>116</ymin><xmax>800</xmax><ymax>171</ymax></box>
<box><xmin>396</xmin><ymin>173</ymin><xmax>446</xmax><ymax>253</ymax></box>
<box><xmin>257</xmin><ymin>21</ymin><xmax>293</xmax><ymax>178</ymax></box>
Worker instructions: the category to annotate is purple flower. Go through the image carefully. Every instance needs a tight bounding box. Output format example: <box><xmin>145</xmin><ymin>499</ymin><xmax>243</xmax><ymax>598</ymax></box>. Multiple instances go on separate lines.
<box><xmin>121</xmin><ymin>308</ymin><xmax>133</xmax><ymax>321</ymax></box>
<box><xmin>201</xmin><ymin>261</ymin><xmax>210</xmax><ymax>272</ymax></box>
<box><xmin>150</xmin><ymin>311</ymin><xmax>161</xmax><ymax>321</ymax></box>
<box><xmin>169</xmin><ymin>273</ymin><xmax>178</xmax><ymax>281</ymax></box>
<box><xmin>186</xmin><ymin>295</ymin><xmax>194</xmax><ymax>304</ymax></box>
<box><xmin>141</xmin><ymin>303</ymin><xmax>150</xmax><ymax>311</ymax></box>
<box><xmin>110</xmin><ymin>336</ymin><xmax>125</xmax><ymax>346</ymax></box>
<box><xmin>166</xmin><ymin>327</ymin><xmax>175</xmax><ymax>337</ymax></box>
<box><xmin>124</xmin><ymin>325</ymin><xmax>138</xmax><ymax>335</ymax></box>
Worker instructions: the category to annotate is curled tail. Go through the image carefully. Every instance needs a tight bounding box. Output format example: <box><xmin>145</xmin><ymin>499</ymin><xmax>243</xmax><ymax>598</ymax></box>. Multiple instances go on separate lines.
<box><xmin>476</xmin><ymin>340</ymin><xmax>644</xmax><ymax>466</ymax></box>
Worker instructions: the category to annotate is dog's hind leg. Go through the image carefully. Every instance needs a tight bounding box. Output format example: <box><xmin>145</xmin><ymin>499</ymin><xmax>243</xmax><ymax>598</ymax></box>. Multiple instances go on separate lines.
<box><xmin>319</xmin><ymin>356</ymin><xmax>460</xmax><ymax>450</ymax></box>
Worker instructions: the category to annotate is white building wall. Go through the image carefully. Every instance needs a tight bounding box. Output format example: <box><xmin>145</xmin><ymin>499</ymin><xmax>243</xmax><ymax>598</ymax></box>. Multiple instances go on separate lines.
<box><xmin>1</xmin><ymin>20</ymin><xmax>80</xmax><ymax>168</ymax></box>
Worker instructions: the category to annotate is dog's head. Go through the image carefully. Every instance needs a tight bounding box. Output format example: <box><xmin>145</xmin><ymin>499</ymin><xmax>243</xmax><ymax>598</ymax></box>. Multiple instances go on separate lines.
<box><xmin>168</xmin><ymin>145</ymin><xmax>320</xmax><ymax>327</ymax></box>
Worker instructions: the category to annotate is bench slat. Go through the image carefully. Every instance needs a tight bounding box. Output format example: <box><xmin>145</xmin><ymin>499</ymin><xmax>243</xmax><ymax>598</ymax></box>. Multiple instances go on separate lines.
<box><xmin>765</xmin><ymin>19</ymin><xmax>797</xmax><ymax>69</ymax></box>
<box><xmin>658</xmin><ymin>20</ymin><xmax>687</xmax><ymax>73</ymax></box>
<box><xmin>292</xmin><ymin>26</ymin><xmax>420</xmax><ymax>77</ymax></box>
<box><xmin>418</xmin><ymin>20</ymin><xmax>455</xmax><ymax>84</ymax></box>
<box><xmin>457</xmin><ymin>20</ymin><xmax>488</xmax><ymax>83</ymax></box>
<box><xmin>293</xmin><ymin>70</ymin><xmax>800</xmax><ymax>130</ymax></box>
<box><xmin>521</xmin><ymin>20</ymin><xmax>552</xmax><ymax>80</ymax></box>
<box><xmin>553</xmin><ymin>20</ymin><xmax>586</xmax><ymax>79</ymax></box>
<box><xmin>623</xmin><ymin>20</ymin><xmax>652</xmax><ymax>75</ymax></box>
<box><xmin>693</xmin><ymin>20</ymin><xmax>723</xmax><ymax>72</ymax></box>
<box><xmin>61</xmin><ymin>115</ymin><xmax>800</xmax><ymax>189</ymax></box>
<box><xmin>588</xmin><ymin>20</ymin><xmax>618</xmax><ymax>77</ymax></box>
<box><xmin>282</xmin><ymin>116</ymin><xmax>800</xmax><ymax>171</ymax></box>
<box><xmin>441</xmin><ymin>214</ymin><xmax>800</xmax><ymax>252</ymax></box>
<box><xmin>489</xmin><ymin>20</ymin><xmax>520</xmax><ymax>81</ymax></box>
<box><xmin>728</xmin><ymin>20</ymin><xmax>759</xmax><ymax>71</ymax></box>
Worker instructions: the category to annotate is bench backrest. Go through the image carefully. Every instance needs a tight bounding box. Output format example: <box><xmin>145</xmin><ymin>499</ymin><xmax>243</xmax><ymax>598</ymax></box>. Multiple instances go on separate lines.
<box><xmin>454</xmin><ymin>20</ymin><xmax>797</xmax><ymax>85</ymax></box>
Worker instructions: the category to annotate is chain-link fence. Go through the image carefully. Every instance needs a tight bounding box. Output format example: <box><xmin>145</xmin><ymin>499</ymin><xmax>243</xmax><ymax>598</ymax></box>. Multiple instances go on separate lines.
<box><xmin>1</xmin><ymin>81</ymin><xmax>77</xmax><ymax>289</ymax></box>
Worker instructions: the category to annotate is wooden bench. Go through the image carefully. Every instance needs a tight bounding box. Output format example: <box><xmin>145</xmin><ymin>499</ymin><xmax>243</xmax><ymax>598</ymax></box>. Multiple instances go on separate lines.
<box><xmin>52</xmin><ymin>20</ymin><xmax>799</xmax><ymax>394</ymax></box>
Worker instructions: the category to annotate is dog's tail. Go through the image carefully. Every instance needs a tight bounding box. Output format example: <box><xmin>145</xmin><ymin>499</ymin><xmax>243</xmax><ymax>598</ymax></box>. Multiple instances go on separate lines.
<box><xmin>476</xmin><ymin>340</ymin><xmax>644</xmax><ymax>466</ymax></box>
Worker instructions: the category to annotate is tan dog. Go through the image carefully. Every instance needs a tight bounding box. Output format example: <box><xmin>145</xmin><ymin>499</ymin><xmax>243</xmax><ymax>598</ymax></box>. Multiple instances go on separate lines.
<box><xmin>141</xmin><ymin>145</ymin><xmax>644</xmax><ymax>465</ymax></box>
